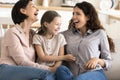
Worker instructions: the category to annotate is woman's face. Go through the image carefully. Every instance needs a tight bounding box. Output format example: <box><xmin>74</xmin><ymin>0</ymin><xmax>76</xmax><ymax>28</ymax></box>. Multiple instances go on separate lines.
<box><xmin>72</xmin><ymin>7</ymin><xmax>89</xmax><ymax>29</ymax></box>
<box><xmin>21</xmin><ymin>1</ymin><xmax>39</xmax><ymax>22</ymax></box>
<box><xmin>45</xmin><ymin>17</ymin><xmax>61</xmax><ymax>35</ymax></box>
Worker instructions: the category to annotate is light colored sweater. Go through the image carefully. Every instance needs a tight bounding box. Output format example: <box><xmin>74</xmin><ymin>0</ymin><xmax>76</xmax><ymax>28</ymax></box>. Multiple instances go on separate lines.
<box><xmin>0</xmin><ymin>24</ymin><xmax>49</xmax><ymax>70</ymax></box>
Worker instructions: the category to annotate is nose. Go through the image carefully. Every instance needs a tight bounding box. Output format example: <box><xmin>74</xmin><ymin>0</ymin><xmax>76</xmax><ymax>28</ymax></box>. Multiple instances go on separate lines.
<box><xmin>36</xmin><ymin>6</ymin><xmax>39</xmax><ymax>11</ymax></box>
<box><xmin>58</xmin><ymin>26</ymin><xmax>60</xmax><ymax>29</ymax></box>
<box><xmin>72</xmin><ymin>14</ymin><xmax>76</xmax><ymax>20</ymax></box>
<box><xmin>57</xmin><ymin>26</ymin><xmax>60</xmax><ymax>30</ymax></box>
<box><xmin>37</xmin><ymin>8</ymin><xmax>39</xmax><ymax>12</ymax></box>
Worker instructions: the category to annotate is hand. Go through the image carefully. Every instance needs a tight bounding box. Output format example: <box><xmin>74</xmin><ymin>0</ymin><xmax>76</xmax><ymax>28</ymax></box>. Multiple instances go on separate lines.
<box><xmin>64</xmin><ymin>54</ymin><xmax>76</xmax><ymax>61</ymax></box>
<box><xmin>49</xmin><ymin>66</ymin><xmax>57</xmax><ymax>73</ymax></box>
<box><xmin>85</xmin><ymin>57</ymin><xmax>100</xmax><ymax>70</ymax></box>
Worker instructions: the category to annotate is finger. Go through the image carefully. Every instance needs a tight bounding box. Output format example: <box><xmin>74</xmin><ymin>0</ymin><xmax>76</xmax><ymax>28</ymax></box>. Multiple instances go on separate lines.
<box><xmin>85</xmin><ymin>63</ymin><xmax>91</xmax><ymax>70</ymax></box>
<box><xmin>85</xmin><ymin>61</ymin><xmax>96</xmax><ymax>69</ymax></box>
<box><xmin>88</xmin><ymin>61</ymin><xmax>97</xmax><ymax>69</ymax></box>
<box><xmin>90</xmin><ymin>64</ymin><xmax>96</xmax><ymax>69</ymax></box>
<box><xmin>85</xmin><ymin>60</ymin><xmax>92</xmax><ymax>68</ymax></box>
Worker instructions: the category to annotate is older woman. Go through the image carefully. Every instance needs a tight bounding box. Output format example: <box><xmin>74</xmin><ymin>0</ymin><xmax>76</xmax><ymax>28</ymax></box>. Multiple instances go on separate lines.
<box><xmin>0</xmin><ymin>0</ymin><xmax>54</xmax><ymax>80</ymax></box>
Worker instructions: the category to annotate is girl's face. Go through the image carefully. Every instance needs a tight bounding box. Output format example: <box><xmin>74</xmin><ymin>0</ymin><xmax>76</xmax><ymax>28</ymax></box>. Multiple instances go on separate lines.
<box><xmin>45</xmin><ymin>17</ymin><xmax>61</xmax><ymax>35</ymax></box>
<box><xmin>72</xmin><ymin>7</ymin><xmax>89</xmax><ymax>29</ymax></box>
<box><xmin>21</xmin><ymin>1</ymin><xmax>39</xmax><ymax>22</ymax></box>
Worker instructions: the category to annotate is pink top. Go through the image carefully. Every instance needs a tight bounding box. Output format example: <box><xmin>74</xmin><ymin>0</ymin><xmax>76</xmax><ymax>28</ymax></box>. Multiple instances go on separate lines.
<box><xmin>0</xmin><ymin>24</ymin><xmax>49</xmax><ymax>70</ymax></box>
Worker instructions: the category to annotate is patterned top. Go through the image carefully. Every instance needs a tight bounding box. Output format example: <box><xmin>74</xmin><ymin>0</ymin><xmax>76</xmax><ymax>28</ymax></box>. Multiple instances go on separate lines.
<box><xmin>33</xmin><ymin>33</ymin><xmax>67</xmax><ymax>66</ymax></box>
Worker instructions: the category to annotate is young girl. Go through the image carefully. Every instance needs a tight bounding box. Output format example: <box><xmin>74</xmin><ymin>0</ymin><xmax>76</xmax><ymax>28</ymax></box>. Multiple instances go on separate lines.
<box><xmin>56</xmin><ymin>1</ymin><xmax>115</xmax><ymax>80</ymax></box>
<box><xmin>33</xmin><ymin>10</ymin><xmax>75</xmax><ymax>72</ymax></box>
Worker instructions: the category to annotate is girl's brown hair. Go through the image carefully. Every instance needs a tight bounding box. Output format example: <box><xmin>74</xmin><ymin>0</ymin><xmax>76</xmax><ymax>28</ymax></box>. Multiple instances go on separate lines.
<box><xmin>37</xmin><ymin>10</ymin><xmax>61</xmax><ymax>36</ymax></box>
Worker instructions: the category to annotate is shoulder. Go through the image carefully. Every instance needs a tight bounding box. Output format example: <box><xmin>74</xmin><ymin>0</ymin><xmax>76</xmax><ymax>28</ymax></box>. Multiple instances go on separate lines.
<box><xmin>97</xmin><ymin>29</ymin><xmax>107</xmax><ymax>36</ymax></box>
<box><xmin>33</xmin><ymin>34</ymin><xmax>44</xmax><ymax>44</ymax></box>
<box><xmin>62</xmin><ymin>30</ymin><xmax>71</xmax><ymax>35</ymax></box>
<box><xmin>4</xmin><ymin>26</ymin><xmax>20</xmax><ymax>38</ymax></box>
<box><xmin>33</xmin><ymin>34</ymin><xmax>43</xmax><ymax>40</ymax></box>
<box><xmin>57</xmin><ymin>33</ymin><xmax>64</xmax><ymax>38</ymax></box>
<box><xmin>96</xmin><ymin>29</ymin><xmax>105</xmax><ymax>33</ymax></box>
<box><xmin>3</xmin><ymin>25</ymin><xmax>22</xmax><ymax>45</ymax></box>
<box><xmin>54</xmin><ymin>33</ymin><xmax>65</xmax><ymax>41</ymax></box>
<box><xmin>56</xmin><ymin>33</ymin><xmax>67</xmax><ymax>45</ymax></box>
<box><xmin>61</xmin><ymin>29</ymin><xmax>73</xmax><ymax>38</ymax></box>
<box><xmin>94</xmin><ymin>29</ymin><xmax>107</xmax><ymax>38</ymax></box>
<box><xmin>6</xmin><ymin>27</ymin><xmax>17</xmax><ymax>34</ymax></box>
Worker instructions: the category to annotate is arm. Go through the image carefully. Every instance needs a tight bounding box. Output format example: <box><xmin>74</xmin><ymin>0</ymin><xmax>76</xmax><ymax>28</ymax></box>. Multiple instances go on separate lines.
<box><xmin>85</xmin><ymin>57</ymin><xmax>105</xmax><ymax>69</ymax></box>
<box><xmin>50</xmin><ymin>45</ymin><xmax>64</xmax><ymax>72</ymax></box>
<box><xmin>99</xmin><ymin>31</ymin><xmax>112</xmax><ymax>70</ymax></box>
<box><xmin>85</xmin><ymin>30</ymin><xmax>111</xmax><ymax>70</ymax></box>
<box><xmin>35</xmin><ymin>44</ymin><xmax>75</xmax><ymax>62</ymax></box>
<box><xmin>54</xmin><ymin>45</ymin><xmax>64</xmax><ymax>66</ymax></box>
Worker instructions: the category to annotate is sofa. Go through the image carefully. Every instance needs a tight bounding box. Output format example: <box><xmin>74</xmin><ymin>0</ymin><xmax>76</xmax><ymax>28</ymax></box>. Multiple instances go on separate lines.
<box><xmin>0</xmin><ymin>23</ymin><xmax>120</xmax><ymax>80</ymax></box>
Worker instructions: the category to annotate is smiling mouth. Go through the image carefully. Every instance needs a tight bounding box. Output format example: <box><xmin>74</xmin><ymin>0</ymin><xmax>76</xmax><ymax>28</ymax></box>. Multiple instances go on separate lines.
<box><xmin>34</xmin><ymin>13</ymin><xmax>38</xmax><ymax>16</ymax></box>
<box><xmin>55</xmin><ymin>29</ymin><xmax>59</xmax><ymax>32</ymax></box>
<box><xmin>73</xmin><ymin>20</ymin><xmax>79</xmax><ymax>23</ymax></box>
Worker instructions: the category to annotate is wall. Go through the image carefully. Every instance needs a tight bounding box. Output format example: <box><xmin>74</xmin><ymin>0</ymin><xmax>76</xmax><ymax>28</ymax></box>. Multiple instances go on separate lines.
<box><xmin>0</xmin><ymin>7</ymin><xmax>72</xmax><ymax>32</ymax></box>
<box><xmin>103</xmin><ymin>23</ymin><xmax>120</xmax><ymax>80</ymax></box>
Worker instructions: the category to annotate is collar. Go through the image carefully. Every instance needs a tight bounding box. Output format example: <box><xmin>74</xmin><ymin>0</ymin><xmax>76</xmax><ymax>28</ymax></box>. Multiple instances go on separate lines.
<box><xmin>71</xmin><ymin>27</ymin><xmax>93</xmax><ymax>36</ymax></box>
<box><xmin>15</xmin><ymin>24</ymin><xmax>25</xmax><ymax>34</ymax></box>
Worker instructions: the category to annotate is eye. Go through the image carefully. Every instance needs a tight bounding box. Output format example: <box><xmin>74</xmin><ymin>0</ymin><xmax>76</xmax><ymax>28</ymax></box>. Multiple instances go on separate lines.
<box><xmin>31</xmin><ymin>4</ymin><xmax>36</xmax><ymax>8</ymax></box>
<box><xmin>76</xmin><ymin>12</ymin><xmax>80</xmax><ymax>15</ymax></box>
<box><xmin>32</xmin><ymin>5</ymin><xmax>35</xmax><ymax>8</ymax></box>
<box><xmin>56</xmin><ymin>23</ymin><xmax>61</xmax><ymax>26</ymax></box>
<box><xmin>55</xmin><ymin>23</ymin><xmax>58</xmax><ymax>25</ymax></box>
<box><xmin>73</xmin><ymin>12</ymin><xmax>81</xmax><ymax>16</ymax></box>
<box><xmin>72</xmin><ymin>12</ymin><xmax>74</xmax><ymax>15</ymax></box>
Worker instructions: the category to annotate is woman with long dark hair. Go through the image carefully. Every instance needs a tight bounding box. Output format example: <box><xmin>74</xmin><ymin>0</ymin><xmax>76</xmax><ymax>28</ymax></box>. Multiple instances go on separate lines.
<box><xmin>56</xmin><ymin>1</ymin><xmax>115</xmax><ymax>80</ymax></box>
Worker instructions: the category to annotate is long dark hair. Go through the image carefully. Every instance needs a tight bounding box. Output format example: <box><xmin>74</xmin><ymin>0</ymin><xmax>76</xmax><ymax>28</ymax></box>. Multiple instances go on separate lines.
<box><xmin>37</xmin><ymin>10</ymin><xmax>61</xmax><ymax>35</ymax></box>
<box><xmin>69</xmin><ymin>1</ymin><xmax>115</xmax><ymax>52</ymax></box>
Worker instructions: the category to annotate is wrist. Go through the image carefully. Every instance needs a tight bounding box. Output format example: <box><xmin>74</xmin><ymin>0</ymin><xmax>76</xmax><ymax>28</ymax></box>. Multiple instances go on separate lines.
<box><xmin>98</xmin><ymin>59</ymin><xmax>105</xmax><ymax>67</ymax></box>
<box><xmin>60</xmin><ymin>55</ymin><xmax>65</xmax><ymax>61</ymax></box>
